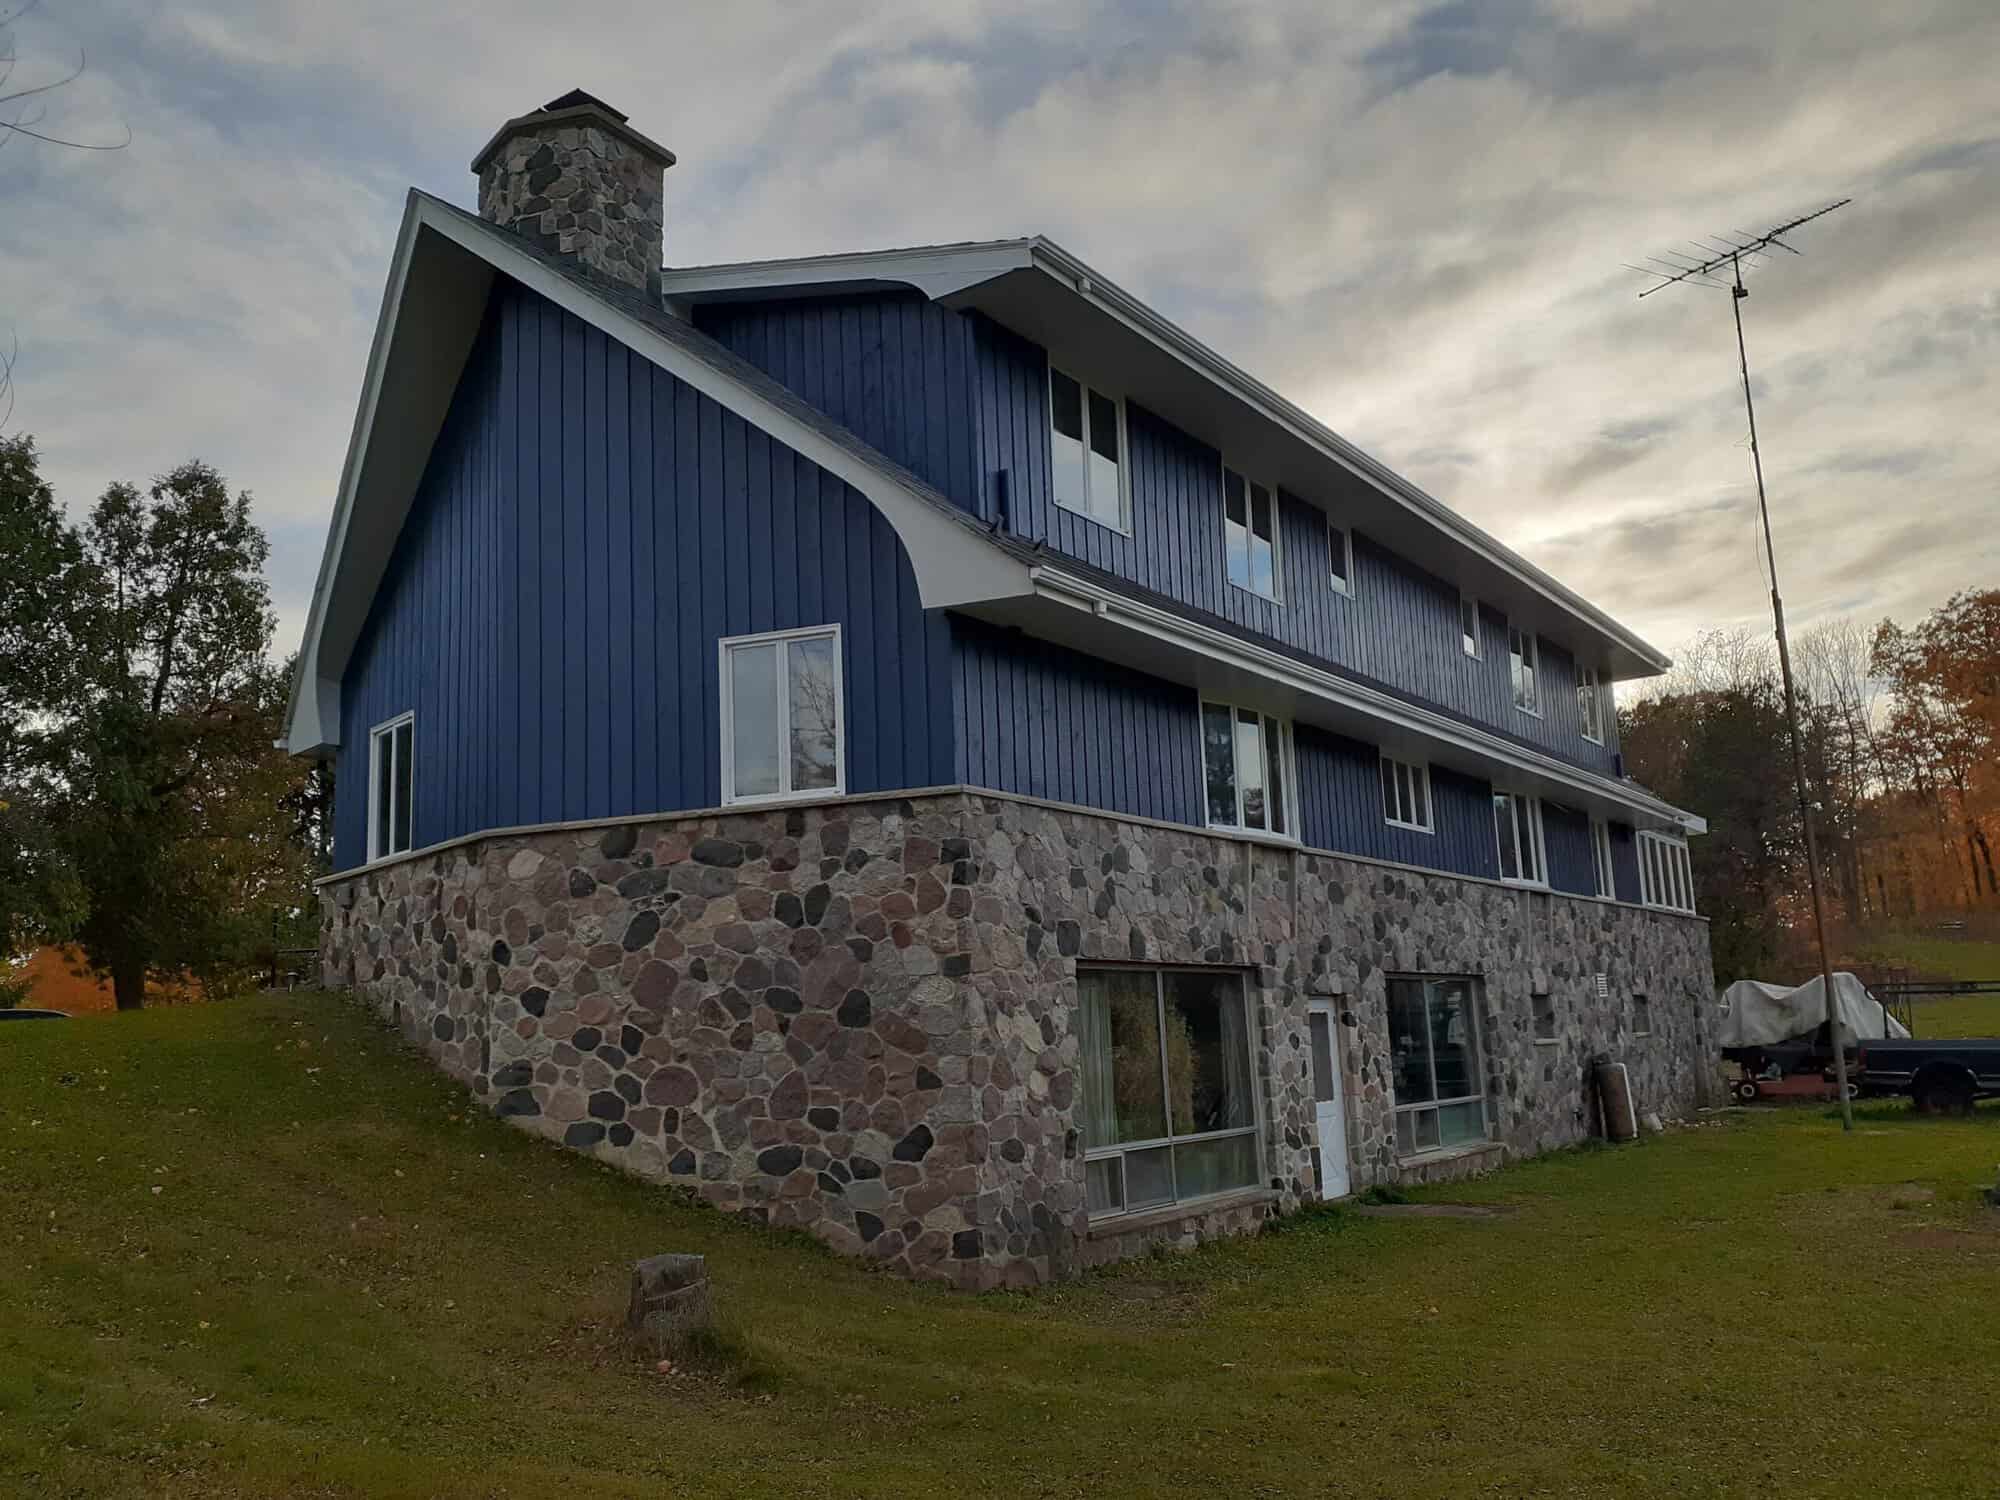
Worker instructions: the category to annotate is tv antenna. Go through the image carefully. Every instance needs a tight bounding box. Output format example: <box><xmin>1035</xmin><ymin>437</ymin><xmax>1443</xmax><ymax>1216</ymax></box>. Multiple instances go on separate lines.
<box><xmin>1628</xmin><ymin>197</ymin><xmax>1856</xmax><ymax>1129</ymax></box>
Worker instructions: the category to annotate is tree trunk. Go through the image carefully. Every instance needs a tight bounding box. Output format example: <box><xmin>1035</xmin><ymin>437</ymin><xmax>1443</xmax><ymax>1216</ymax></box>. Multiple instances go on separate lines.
<box><xmin>112</xmin><ymin>958</ymin><xmax>146</xmax><ymax>1010</ymax></box>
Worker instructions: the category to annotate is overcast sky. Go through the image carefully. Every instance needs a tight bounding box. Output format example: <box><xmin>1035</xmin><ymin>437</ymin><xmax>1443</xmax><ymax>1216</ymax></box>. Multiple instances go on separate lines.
<box><xmin>4</xmin><ymin>0</ymin><xmax>1995</xmax><ymax>677</ymax></box>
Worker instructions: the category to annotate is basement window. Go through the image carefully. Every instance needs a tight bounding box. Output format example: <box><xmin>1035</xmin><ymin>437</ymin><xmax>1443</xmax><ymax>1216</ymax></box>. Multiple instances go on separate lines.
<box><xmin>1388</xmin><ymin>975</ymin><xmax>1489</xmax><ymax>1155</ymax></box>
<box><xmin>1079</xmin><ymin>967</ymin><xmax>1260</xmax><ymax>1216</ymax></box>
<box><xmin>367</xmin><ymin>712</ymin><xmax>414</xmax><ymax>862</ymax></box>
<box><xmin>720</xmin><ymin>625</ymin><xmax>844</xmax><ymax>805</ymax></box>
<box><xmin>1049</xmin><ymin>367</ymin><xmax>1127</xmax><ymax>530</ymax></box>
<box><xmin>1634</xmin><ymin>993</ymin><xmax>1652</xmax><ymax>1037</ymax></box>
<box><xmin>1532</xmin><ymin>991</ymin><xmax>1558</xmax><ymax>1042</ymax></box>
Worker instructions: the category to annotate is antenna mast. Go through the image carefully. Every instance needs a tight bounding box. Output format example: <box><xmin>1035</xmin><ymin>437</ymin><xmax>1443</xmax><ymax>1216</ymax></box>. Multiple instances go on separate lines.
<box><xmin>1630</xmin><ymin>198</ymin><xmax>1856</xmax><ymax>1131</ymax></box>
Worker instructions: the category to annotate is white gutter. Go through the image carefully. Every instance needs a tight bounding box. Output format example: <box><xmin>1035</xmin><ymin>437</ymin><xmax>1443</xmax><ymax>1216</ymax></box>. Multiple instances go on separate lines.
<box><xmin>1028</xmin><ymin>564</ymin><xmax>1705</xmax><ymax>836</ymax></box>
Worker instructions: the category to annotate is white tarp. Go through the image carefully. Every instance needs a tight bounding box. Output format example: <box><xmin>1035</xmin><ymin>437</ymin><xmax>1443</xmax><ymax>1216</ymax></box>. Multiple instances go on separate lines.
<box><xmin>1715</xmin><ymin>972</ymin><xmax>1910</xmax><ymax>1048</ymax></box>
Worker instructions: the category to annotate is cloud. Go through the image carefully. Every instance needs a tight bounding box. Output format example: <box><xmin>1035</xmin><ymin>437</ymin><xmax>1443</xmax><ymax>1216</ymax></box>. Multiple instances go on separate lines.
<box><xmin>1</xmin><ymin>0</ymin><xmax>1996</xmax><ymax>673</ymax></box>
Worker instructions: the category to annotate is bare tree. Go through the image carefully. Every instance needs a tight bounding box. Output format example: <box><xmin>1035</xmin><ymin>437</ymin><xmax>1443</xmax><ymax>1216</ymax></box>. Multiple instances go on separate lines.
<box><xmin>0</xmin><ymin>0</ymin><xmax>129</xmax><ymax>429</ymax></box>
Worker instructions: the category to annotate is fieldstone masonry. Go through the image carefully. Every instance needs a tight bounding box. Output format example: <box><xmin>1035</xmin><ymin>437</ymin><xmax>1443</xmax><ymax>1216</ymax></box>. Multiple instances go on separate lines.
<box><xmin>321</xmin><ymin>788</ymin><xmax>1714</xmax><ymax>1287</ymax></box>
<box><xmin>474</xmin><ymin>91</ymin><xmax>672</xmax><ymax>298</ymax></box>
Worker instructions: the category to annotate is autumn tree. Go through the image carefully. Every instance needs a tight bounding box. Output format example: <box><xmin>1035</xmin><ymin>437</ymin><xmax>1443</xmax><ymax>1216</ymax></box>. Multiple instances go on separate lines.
<box><xmin>0</xmin><ymin>432</ymin><xmax>87</xmax><ymax>961</ymax></box>
<box><xmin>41</xmin><ymin>460</ymin><xmax>310</xmax><ymax>1006</ymax></box>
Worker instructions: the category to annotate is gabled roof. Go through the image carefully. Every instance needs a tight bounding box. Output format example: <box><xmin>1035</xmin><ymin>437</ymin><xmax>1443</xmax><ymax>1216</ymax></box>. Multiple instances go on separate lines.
<box><xmin>280</xmin><ymin>191</ymin><xmax>1031</xmax><ymax>758</ymax></box>
<box><xmin>284</xmin><ymin>193</ymin><xmax>1702</xmax><ymax>836</ymax></box>
<box><xmin>659</xmin><ymin>239</ymin><xmax>1673</xmax><ymax>683</ymax></box>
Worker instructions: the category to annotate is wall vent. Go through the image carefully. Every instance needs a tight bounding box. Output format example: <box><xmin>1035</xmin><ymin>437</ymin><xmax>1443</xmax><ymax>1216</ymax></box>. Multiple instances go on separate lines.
<box><xmin>1594</xmin><ymin>973</ymin><xmax>1609</xmax><ymax>1000</ymax></box>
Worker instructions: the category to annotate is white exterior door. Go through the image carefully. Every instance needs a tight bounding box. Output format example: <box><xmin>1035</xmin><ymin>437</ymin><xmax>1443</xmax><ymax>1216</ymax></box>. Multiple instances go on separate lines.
<box><xmin>1307</xmin><ymin>1001</ymin><xmax>1351</xmax><ymax>1199</ymax></box>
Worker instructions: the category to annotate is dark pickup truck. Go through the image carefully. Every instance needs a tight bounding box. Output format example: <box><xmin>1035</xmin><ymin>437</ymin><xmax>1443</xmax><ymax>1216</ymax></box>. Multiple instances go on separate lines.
<box><xmin>1852</xmin><ymin>1037</ymin><xmax>2000</xmax><ymax>1114</ymax></box>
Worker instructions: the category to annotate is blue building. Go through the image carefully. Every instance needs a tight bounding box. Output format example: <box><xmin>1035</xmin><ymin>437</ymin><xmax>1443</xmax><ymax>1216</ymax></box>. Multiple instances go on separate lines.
<box><xmin>292</xmin><ymin>93</ymin><xmax>1712</xmax><ymax>1285</ymax></box>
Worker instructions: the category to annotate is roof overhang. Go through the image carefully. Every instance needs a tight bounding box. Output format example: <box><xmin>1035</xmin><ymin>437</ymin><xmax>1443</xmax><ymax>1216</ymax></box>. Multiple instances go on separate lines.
<box><xmin>281</xmin><ymin>195</ymin><xmax>1032</xmax><ymax>757</ymax></box>
<box><xmin>960</xmin><ymin>563</ymin><xmax>1704</xmax><ymax>838</ymax></box>
<box><xmin>660</xmin><ymin>240</ymin><xmax>1672</xmax><ymax>684</ymax></box>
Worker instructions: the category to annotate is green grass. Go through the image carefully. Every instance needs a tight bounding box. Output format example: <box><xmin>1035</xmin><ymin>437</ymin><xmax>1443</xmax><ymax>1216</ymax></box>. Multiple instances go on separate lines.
<box><xmin>1850</xmin><ymin>932</ymin><xmax>2000</xmax><ymax>1037</ymax></box>
<box><xmin>5</xmin><ymin>997</ymin><xmax>2000</xmax><ymax>1498</ymax></box>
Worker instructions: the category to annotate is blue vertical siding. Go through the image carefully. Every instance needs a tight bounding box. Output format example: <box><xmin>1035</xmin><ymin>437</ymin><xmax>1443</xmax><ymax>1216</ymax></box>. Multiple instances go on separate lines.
<box><xmin>950</xmin><ymin>616</ymin><xmax>1204</xmax><ymax>826</ymax></box>
<box><xmin>335</xmin><ymin>279</ymin><xmax>953</xmax><ymax>871</ymax></box>
<box><xmin>692</xmin><ymin>292</ymin><xmax>982</xmax><ymax>517</ymax></box>
<box><xmin>1608</xmin><ymin>820</ymin><xmax>1642</xmax><ymax>905</ymax></box>
<box><xmin>1292</xmin><ymin>724</ymin><xmax>1498</xmax><ymax>880</ymax></box>
<box><xmin>1541</xmin><ymin>801</ymin><xmax>1598</xmax><ymax>898</ymax></box>
<box><xmin>689</xmin><ymin>292</ymin><xmax>1627</xmax><ymax>779</ymax></box>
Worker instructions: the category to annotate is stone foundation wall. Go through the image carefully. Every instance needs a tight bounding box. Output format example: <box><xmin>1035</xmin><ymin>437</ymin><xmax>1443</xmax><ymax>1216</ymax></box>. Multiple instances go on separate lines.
<box><xmin>321</xmin><ymin>788</ymin><xmax>1714</xmax><ymax>1286</ymax></box>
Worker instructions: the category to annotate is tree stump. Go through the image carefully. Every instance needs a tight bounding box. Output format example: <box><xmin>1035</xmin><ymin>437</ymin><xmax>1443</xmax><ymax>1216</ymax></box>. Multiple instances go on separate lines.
<box><xmin>627</xmin><ymin>1253</ymin><xmax>713</xmax><ymax>1356</ymax></box>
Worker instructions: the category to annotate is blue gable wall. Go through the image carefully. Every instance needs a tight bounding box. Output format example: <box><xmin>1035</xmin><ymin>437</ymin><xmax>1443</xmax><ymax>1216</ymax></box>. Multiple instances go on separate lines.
<box><xmin>694</xmin><ymin>291</ymin><xmax>1620</xmax><ymax>778</ymax></box>
<box><xmin>335</xmin><ymin>279</ymin><xmax>952</xmax><ymax>870</ymax></box>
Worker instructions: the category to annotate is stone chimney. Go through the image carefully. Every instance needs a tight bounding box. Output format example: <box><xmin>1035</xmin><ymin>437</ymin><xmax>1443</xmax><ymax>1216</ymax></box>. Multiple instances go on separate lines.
<box><xmin>472</xmin><ymin>89</ymin><xmax>675</xmax><ymax>298</ymax></box>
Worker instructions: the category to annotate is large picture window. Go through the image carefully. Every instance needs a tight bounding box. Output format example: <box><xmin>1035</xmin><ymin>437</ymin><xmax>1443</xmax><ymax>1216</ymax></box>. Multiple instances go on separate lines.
<box><xmin>1079</xmin><ymin>968</ymin><xmax>1260</xmax><ymax>1216</ymax></box>
<box><xmin>1492</xmin><ymin>791</ymin><xmax>1546</xmax><ymax>886</ymax></box>
<box><xmin>1387</xmin><ymin>976</ymin><xmax>1488</xmax><ymax>1156</ymax></box>
<box><xmin>1638</xmin><ymin>831</ymin><xmax>1696</xmax><ymax>913</ymax></box>
<box><xmin>1223</xmin><ymin>467</ymin><xmax>1280</xmax><ymax>600</ymax></box>
<box><xmin>720</xmin><ymin>625</ymin><xmax>843</xmax><ymax>805</ymax></box>
<box><xmin>1049</xmin><ymin>367</ymin><xmax>1126</xmax><ymax>530</ymax></box>
<box><xmin>367</xmin><ymin>712</ymin><xmax>414</xmax><ymax>863</ymax></box>
<box><xmin>1201</xmin><ymin>701</ymin><xmax>1293</xmax><ymax>837</ymax></box>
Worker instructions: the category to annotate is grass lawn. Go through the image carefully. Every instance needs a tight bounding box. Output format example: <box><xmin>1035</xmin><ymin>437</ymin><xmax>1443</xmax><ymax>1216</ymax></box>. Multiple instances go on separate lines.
<box><xmin>5</xmin><ymin>996</ymin><xmax>2000</xmax><ymax>1498</ymax></box>
<box><xmin>1849</xmin><ymin>933</ymin><xmax>2000</xmax><ymax>1037</ymax></box>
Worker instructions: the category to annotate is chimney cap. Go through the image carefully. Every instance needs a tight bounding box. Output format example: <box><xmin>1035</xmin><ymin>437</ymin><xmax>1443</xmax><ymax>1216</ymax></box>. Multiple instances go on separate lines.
<box><xmin>472</xmin><ymin>89</ymin><xmax>675</xmax><ymax>175</ymax></box>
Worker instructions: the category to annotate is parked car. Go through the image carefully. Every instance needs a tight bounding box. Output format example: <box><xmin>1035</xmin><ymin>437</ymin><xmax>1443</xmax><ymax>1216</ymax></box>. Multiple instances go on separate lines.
<box><xmin>0</xmin><ymin>1008</ymin><xmax>71</xmax><ymax>1021</ymax></box>
<box><xmin>1851</xmin><ymin>1038</ymin><xmax>2000</xmax><ymax>1115</ymax></box>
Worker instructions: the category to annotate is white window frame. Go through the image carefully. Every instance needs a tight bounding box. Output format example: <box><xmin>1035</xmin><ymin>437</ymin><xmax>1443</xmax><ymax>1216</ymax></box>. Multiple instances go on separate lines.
<box><xmin>1379</xmin><ymin>753</ymin><xmax>1434</xmax><ymax>833</ymax></box>
<box><xmin>1509</xmin><ymin>624</ymin><xmax>1541</xmax><ymax>716</ymax></box>
<box><xmin>1221</xmin><ymin>463</ymin><xmax>1283</xmax><ymax>603</ymax></box>
<box><xmin>366</xmin><ymin>710</ymin><xmax>415</xmax><ymax>864</ymax></box>
<box><xmin>1460</xmin><ymin>594</ymin><xmax>1481</xmax><ymax>659</ymax></box>
<box><xmin>1326</xmin><ymin>514</ymin><xmax>1353</xmax><ymax>598</ymax></box>
<box><xmin>1388</xmin><ymin>974</ymin><xmax>1490</xmax><ymax>1157</ymax></box>
<box><xmin>1080</xmin><ymin>966</ymin><xmax>1264</xmax><ymax>1220</ymax></box>
<box><xmin>718</xmin><ymin>623</ymin><xmax>847</xmax><ymax>807</ymax></box>
<box><xmin>1578</xmin><ymin>665</ymin><xmax>1604</xmax><ymax>744</ymax></box>
<box><xmin>1637</xmin><ymin>831</ymin><xmax>1696</xmax><ymax>914</ymax></box>
<box><xmin>1492</xmin><ymin>790</ymin><xmax>1547</xmax><ymax>887</ymax></box>
<box><xmin>1589</xmin><ymin>815</ymin><xmax>1616</xmax><ymax>900</ymax></box>
<box><xmin>1047</xmin><ymin>363</ymin><xmax>1130</xmax><ymax>533</ymax></box>
<box><xmin>1199</xmin><ymin>697</ymin><xmax>1297</xmax><ymax>840</ymax></box>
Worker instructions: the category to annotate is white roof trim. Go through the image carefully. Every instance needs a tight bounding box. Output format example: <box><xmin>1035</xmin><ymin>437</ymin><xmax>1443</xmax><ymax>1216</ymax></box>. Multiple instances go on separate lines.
<box><xmin>1028</xmin><ymin>563</ymin><xmax>1705</xmax><ymax>836</ymax></box>
<box><xmin>661</xmin><ymin>238</ymin><xmax>1670</xmax><ymax>678</ymax></box>
<box><xmin>282</xmin><ymin>195</ymin><xmax>1032</xmax><ymax>758</ymax></box>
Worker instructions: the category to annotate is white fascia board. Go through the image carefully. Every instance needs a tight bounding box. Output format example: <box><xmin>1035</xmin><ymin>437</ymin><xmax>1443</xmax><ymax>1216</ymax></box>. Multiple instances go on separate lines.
<box><xmin>1022</xmin><ymin>240</ymin><xmax>1673</xmax><ymax>679</ymax></box>
<box><xmin>1029</xmin><ymin>564</ymin><xmax>1705</xmax><ymax>836</ymax></box>
<box><xmin>283</xmin><ymin>193</ymin><xmax>435</xmax><ymax>757</ymax></box>
<box><xmin>657</xmin><ymin>240</ymin><xmax>1038</xmax><ymax>302</ymax></box>
<box><xmin>283</xmin><ymin>198</ymin><xmax>1033</xmax><ymax>757</ymax></box>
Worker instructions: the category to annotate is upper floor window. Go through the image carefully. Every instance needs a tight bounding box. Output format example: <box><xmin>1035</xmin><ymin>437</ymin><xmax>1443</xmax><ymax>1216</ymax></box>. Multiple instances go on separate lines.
<box><xmin>1201</xmin><ymin>700</ymin><xmax>1294</xmax><ymax>836</ymax></box>
<box><xmin>1223</xmin><ymin>468</ymin><xmax>1280</xmax><ymax>601</ymax></box>
<box><xmin>1049</xmin><ymin>367</ymin><xmax>1126</xmax><ymax>530</ymax></box>
<box><xmin>1590</xmin><ymin>815</ymin><xmax>1615</xmax><ymax>899</ymax></box>
<box><xmin>1637</xmin><ymin>831</ymin><xmax>1696</xmax><ymax>914</ymax></box>
<box><xmin>1509</xmin><ymin>625</ymin><xmax>1540</xmax><ymax>715</ymax></box>
<box><xmin>368</xmin><ymin>712</ymin><xmax>414</xmax><ymax>863</ymax></box>
<box><xmin>1327</xmin><ymin>518</ymin><xmax>1353</xmax><ymax>597</ymax></box>
<box><xmin>721</xmin><ymin>625</ymin><xmax>843</xmax><ymax>805</ymax></box>
<box><xmin>1460</xmin><ymin>595</ymin><xmax>1480</xmax><ymax>658</ymax></box>
<box><xmin>1578</xmin><ymin>666</ymin><xmax>1604</xmax><ymax>743</ymax></box>
<box><xmin>1380</xmin><ymin>753</ymin><xmax>1433</xmax><ymax>833</ymax></box>
<box><xmin>1492</xmin><ymin>790</ymin><xmax>1546</xmax><ymax>886</ymax></box>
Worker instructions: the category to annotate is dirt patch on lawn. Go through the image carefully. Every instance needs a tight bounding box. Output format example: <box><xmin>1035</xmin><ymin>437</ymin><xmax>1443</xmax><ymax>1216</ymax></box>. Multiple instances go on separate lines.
<box><xmin>1897</xmin><ymin>1221</ymin><xmax>2000</xmax><ymax>1254</ymax></box>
